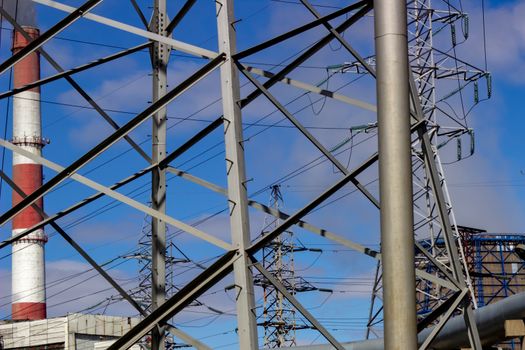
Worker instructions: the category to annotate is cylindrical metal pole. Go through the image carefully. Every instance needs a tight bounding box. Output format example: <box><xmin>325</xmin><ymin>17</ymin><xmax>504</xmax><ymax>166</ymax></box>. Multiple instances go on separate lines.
<box><xmin>374</xmin><ymin>1</ymin><xmax>417</xmax><ymax>349</ymax></box>
<box><xmin>11</xmin><ymin>27</ymin><xmax>47</xmax><ymax>321</ymax></box>
<box><xmin>151</xmin><ymin>1</ymin><xmax>168</xmax><ymax>349</ymax></box>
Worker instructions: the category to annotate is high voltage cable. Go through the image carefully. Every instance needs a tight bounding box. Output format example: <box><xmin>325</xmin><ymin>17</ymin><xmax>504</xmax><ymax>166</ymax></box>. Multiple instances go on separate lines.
<box><xmin>0</xmin><ymin>111</ymin><xmax>371</xmax><ymax>268</ymax></box>
<box><xmin>8</xmin><ymin>94</ymin><xmax>357</xmax><ymax>131</ymax></box>
<box><xmin>10</xmin><ymin>62</ymin><xmax>363</xmax><ymax>239</ymax></box>
<box><xmin>1</xmin><ymin>249</ymin><xmax>224</xmax><ymax>323</ymax></box>
<box><xmin>0</xmin><ymin>257</ymin><xmax>129</xmax><ymax>320</ymax></box>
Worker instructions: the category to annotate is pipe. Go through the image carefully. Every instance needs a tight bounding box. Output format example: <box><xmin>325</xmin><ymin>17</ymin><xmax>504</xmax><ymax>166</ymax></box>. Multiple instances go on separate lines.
<box><xmin>286</xmin><ymin>291</ymin><xmax>525</xmax><ymax>349</ymax></box>
<box><xmin>11</xmin><ymin>27</ymin><xmax>47</xmax><ymax>321</ymax></box>
<box><xmin>374</xmin><ymin>0</ymin><xmax>417</xmax><ymax>349</ymax></box>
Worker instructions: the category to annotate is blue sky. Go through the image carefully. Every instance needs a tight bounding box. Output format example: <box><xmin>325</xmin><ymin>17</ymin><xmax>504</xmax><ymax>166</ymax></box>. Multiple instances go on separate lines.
<box><xmin>0</xmin><ymin>0</ymin><xmax>524</xmax><ymax>348</ymax></box>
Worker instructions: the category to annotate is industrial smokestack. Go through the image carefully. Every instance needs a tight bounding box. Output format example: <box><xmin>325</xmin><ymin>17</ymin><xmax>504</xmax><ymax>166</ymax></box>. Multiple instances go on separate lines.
<box><xmin>11</xmin><ymin>27</ymin><xmax>47</xmax><ymax>321</ymax></box>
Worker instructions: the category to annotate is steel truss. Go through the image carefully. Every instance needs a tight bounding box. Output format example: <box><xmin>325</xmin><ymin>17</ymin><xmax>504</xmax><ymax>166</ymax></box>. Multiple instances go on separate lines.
<box><xmin>0</xmin><ymin>0</ymin><xmax>487</xmax><ymax>349</ymax></box>
<box><xmin>255</xmin><ymin>186</ymin><xmax>300</xmax><ymax>348</ymax></box>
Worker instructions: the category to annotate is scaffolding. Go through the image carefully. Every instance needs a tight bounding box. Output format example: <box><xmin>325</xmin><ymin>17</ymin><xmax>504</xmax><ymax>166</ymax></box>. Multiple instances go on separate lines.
<box><xmin>415</xmin><ymin>229</ymin><xmax>525</xmax><ymax>349</ymax></box>
<box><xmin>416</xmin><ymin>229</ymin><xmax>525</xmax><ymax>310</ymax></box>
<box><xmin>468</xmin><ymin>234</ymin><xmax>525</xmax><ymax>307</ymax></box>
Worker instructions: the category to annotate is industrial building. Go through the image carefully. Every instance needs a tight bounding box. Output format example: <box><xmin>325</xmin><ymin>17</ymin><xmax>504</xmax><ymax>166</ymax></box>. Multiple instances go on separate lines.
<box><xmin>416</xmin><ymin>227</ymin><xmax>525</xmax><ymax>349</ymax></box>
<box><xmin>0</xmin><ymin>314</ymin><xmax>141</xmax><ymax>350</ymax></box>
<box><xmin>417</xmin><ymin>228</ymin><xmax>525</xmax><ymax>311</ymax></box>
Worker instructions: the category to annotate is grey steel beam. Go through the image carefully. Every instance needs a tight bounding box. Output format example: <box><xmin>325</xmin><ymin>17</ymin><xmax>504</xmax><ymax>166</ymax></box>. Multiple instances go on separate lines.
<box><xmin>248</xmin><ymin>153</ymin><xmax>377</xmax><ymax>254</ymax></box>
<box><xmin>408</xmin><ymin>75</ymin><xmax>482</xmax><ymax>349</ymax></box>
<box><xmin>374</xmin><ymin>1</ymin><xmax>417</xmax><ymax>350</ymax></box>
<box><xmin>164</xmin><ymin>326</ymin><xmax>211</xmax><ymax>350</ymax></box>
<box><xmin>409</xmin><ymin>78</ymin><xmax>464</xmax><ymax>282</ymax></box>
<box><xmin>417</xmin><ymin>289</ymin><xmax>464</xmax><ymax>333</ymax></box>
<box><xmin>244</xmin><ymin>66</ymin><xmax>377</xmax><ymax>112</ymax></box>
<box><xmin>233</xmin><ymin>0</ymin><xmax>369</xmax><ymax>60</ymax></box>
<box><xmin>239</xmin><ymin>3</ymin><xmax>372</xmax><ymax>109</ymax></box>
<box><xmin>414</xmin><ymin>241</ymin><xmax>461</xmax><ymax>290</ymax></box>
<box><xmin>151</xmin><ymin>1</ymin><xmax>169</xmax><ymax>349</ymax></box>
<box><xmin>0</xmin><ymin>53</ymin><xmax>225</xmax><ymax>227</ymax></box>
<box><xmin>164</xmin><ymin>167</ymin><xmax>464</xmax><ymax>290</ymax></box>
<box><xmin>129</xmin><ymin>0</ymin><xmax>149</xmax><ymax>28</ymax></box>
<box><xmin>0</xmin><ymin>0</ymin><xmax>103</xmax><ymax>75</ymax></box>
<box><xmin>166</xmin><ymin>167</ymin><xmax>228</xmax><ymax>196</ymax></box>
<box><xmin>259</xmin><ymin>205</ymin><xmax>450</xmax><ymax>288</ymax></box>
<box><xmin>0</xmin><ymin>42</ymin><xmax>151</xmax><ymax>100</ymax></box>
<box><xmin>166</xmin><ymin>0</ymin><xmax>196</xmax><ymax>35</ymax></box>
<box><xmin>32</xmin><ymin>0</ymin><xmax>218</xmax><ymax>59</ymax></box>
<box><xmin>166</xmin><ymin>166</ymin><xmax>381</xmax><ymax>259</ymax></box>
<box><xmin>0</xmin><ymin>138</ymin><xmax>231</xmax><ymax>250</ymax></box>
<box><xmin>216</xmin><ymin>1</ymin><xmax>259</xmax><ymax>348</ymax></box>
<box><xmin>0</xmin><ymin>117</ymin><xmax>223</xmax><ymax>249</ymax></box>
<box><xmin>106</xmin><ymin>251</ymin><xmax>238</xmax><ymax>350</ymax></box>
<box><xmin>238</xmin><ymin>65</ymin><xmax>380</xmax><ymax>209</ymax></box>
<box><xmin>299</xmin><ymin>0</ymin><xmax>376</xmax><ymax>77</ymax></box>
<box><xmin>0</xmin><ymin>11</ymin><xmax>153</xmax><ymax>164</ymax></box>
<box><xmin>248</xmin><ymin>199</ymin><xmax>381</xmax><ymax>258</ymax></box>
<box><xmin>251</xmin><ymin>259</ymin><xmax>345</xmax><ymax>350</ymax></box>
<box><xmin>415</xmin><ymin>269</ymin><xmax>458</xmax><ymax>292</ymax></box>
<box><xmin>273</xmin><ymin>291</ymin><xmax>525</xmax><ymax>349</ymax></box>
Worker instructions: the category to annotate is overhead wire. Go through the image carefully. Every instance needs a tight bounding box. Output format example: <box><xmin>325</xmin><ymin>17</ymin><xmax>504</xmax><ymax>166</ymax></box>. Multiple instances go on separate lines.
<box><xmin>480</xmin><ymin>0</ymin><xmax>488</xmax><ymax>71</ymax></box>
<box><xmin>269</xmin><ymin>0</ymin><xmax>342</xmax><ymax>10</ymax></box>
<box><xmin>20</xmin><ymin>47</ymin><xmax>365</xmax><ymax>239</ymax></box>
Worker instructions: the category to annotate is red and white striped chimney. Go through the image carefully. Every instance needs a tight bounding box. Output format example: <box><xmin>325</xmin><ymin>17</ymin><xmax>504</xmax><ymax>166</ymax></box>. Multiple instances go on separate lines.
<box><xmin>11</xmin><ymin>27</ymin><xmax>47</xmax><ymax>321</ymax></box>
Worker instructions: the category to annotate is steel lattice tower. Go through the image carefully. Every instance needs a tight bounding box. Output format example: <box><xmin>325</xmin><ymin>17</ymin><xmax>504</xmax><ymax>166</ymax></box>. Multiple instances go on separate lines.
<box><xmin>257</xmin><ymin>185</ymin><xmax>298</xmax><ymax>348</ymax></box>
<box><xmin>365</xmin><ymin>0</ymin><xmax>491</xmax><ymax>338</ymax></box>
<box><xmin>254</xmin><ymin>185</ymin><xmax>325</xmax><ymax>347</ymax></box>
<box><xmin>125</xmin><ymin>212</ymin><xmax>190</xmax><ymax>314</ymax></box>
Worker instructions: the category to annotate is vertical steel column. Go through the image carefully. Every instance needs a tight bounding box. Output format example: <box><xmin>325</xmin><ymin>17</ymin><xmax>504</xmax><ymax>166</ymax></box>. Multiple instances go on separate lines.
<box><xmin>216</xmin><ymin>1</ymin><xmax>259</xmax><ymax>349</ymax></box>
<box><xmin>151</xmin><ymin>0</ymin><xmax>168</xmax><ymax>349</ymax></box>
<box><xmin>374</xmin><ymin>1</ymin><xmax>417</xmax><ymax>350</ymax></box>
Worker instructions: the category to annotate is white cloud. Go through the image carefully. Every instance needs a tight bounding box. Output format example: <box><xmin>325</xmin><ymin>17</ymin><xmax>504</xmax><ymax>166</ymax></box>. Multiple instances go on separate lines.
<box><xmin>459</xmin><ymin>0</ymin><xmax>525</xmax><ymax>84</ymax></box>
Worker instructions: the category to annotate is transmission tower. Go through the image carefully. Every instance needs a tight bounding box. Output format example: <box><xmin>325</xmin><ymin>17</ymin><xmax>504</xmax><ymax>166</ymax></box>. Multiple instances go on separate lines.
<box><xmin>258</xmin><ymin>185</ymin><xmax>298</xmax><ymax>347</ymax></box>
<box><xmin>122</xmin><ymin>212</ymin><xmax>207</xmax><ymax>349</ymax></box>
<box><xmin>125</xmin><ymin>211</ymin><xmax>191</xmax><ymax>313</ymax></box>
<box><xmin>361</xmin><ymin>0</ymin><xmax>491</xmax><ymax>337</ymax></box>
<box><xmin>255</xmin><ymin>185</ymin><xmax>322</xmax><ymax>347</ymax></box>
